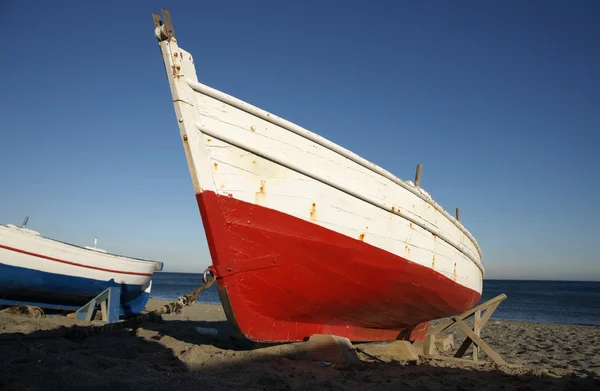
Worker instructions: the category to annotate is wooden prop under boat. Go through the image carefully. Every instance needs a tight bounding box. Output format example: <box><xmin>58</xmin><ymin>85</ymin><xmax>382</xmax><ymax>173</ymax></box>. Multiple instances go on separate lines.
<box><xmin>152</xmin><ymin>9</ymin><xmax>484</xmax><ymax>342</ymax></box>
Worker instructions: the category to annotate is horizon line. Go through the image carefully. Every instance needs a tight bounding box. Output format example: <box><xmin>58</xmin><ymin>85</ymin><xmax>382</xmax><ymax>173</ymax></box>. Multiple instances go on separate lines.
<box><xmin>154</xmin><ymin>270</ymin><xmax>600</xmax><ymax>283</ymax></box>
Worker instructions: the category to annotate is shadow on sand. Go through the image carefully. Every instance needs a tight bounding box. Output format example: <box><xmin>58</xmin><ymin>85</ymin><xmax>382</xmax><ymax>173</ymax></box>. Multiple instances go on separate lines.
<box><xmin>0</xmin><ymin>314</ymin><xmax>598</xmax><ymax>391</ymax></box>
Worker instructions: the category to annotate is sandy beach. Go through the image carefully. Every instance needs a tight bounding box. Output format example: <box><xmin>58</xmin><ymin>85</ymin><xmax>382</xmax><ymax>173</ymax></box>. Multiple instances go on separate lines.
<box><xmin>1</xmin><ymin>299</ymin><xmax>599</xmax><ymax>390</ymax></box>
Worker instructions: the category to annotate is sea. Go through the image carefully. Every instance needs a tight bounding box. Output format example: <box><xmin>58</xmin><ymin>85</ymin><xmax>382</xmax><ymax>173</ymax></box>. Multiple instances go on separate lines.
<box><xmin>151</xmin><ymin>273</ymin><xmax>600</xmax><ymax>326</ymax></box>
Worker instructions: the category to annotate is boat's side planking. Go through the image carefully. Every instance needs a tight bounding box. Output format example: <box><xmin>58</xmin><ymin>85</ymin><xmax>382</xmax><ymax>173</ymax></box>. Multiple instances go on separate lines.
<box><xmin>156</xmin><ymin>34</ymin><xmax>482</xmax><ymax>294</ymax></box>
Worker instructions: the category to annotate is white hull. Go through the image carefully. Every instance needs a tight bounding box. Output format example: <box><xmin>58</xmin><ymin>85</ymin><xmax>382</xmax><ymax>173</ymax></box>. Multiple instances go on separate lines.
<box><xmin>0</xmin><ymin>224</ymin><xmax>161</xmax><ymax>287</ymax></box>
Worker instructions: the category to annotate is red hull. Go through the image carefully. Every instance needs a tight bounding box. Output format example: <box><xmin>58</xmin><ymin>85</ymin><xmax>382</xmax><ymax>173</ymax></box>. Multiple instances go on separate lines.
<box><xmin>197</xmin><ymin>191</ymin><xmax>481</xmax><ymax>342</ymax></box>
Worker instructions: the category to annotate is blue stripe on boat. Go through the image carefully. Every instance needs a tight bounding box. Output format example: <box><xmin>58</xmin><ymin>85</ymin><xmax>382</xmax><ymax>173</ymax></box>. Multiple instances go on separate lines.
<box><xmin>0</xmin><ymin>262</ymin><xmax>151</xmax><ymax>316</ymax></box>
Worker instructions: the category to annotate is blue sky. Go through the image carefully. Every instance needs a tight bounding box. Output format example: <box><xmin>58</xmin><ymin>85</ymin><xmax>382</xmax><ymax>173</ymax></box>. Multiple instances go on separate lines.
<box><xmin>1</xmin><ymin>1</ymin><xmax>598</xmax><ymax>280</ymax></box>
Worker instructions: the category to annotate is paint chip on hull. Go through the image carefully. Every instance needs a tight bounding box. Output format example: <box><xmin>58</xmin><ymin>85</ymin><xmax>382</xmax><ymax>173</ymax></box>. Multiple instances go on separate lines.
<box><xmin>172</xmin><ymin>65</ymin><xmax>181</xmax><ymax>79</ymax></box>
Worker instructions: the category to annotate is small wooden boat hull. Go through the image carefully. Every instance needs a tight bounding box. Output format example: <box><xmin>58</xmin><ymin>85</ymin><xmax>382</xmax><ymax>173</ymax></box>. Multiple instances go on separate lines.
<box><xmin>0</xmin><ymin>224</ymin><xmax>162</xmax><ymax>315</ymax></box>
<box><xmin>153</xmin><ymin>10</ymin><xmax>484</xmax><ymax>342</ymax></box>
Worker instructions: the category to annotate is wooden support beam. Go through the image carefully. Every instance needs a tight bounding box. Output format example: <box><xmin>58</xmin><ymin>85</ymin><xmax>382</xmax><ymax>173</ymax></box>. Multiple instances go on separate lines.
<box><xmin>473</xmin><ymin>310</ymin><xmax>481</xmax><ymax>361</ymax></box>
<box><xmin>454</xmin><ymin>300</ymin><xmax>500</xmax><ymax>358</ymax></box>
<box><xmin>355</xmin><ymin>341</ymin><xmax>419</xmax><ymax>361</ymax></box>
<box><xmin>423</xmin><ymin>334</ymin><xmax>438</xmax><ymax>356</ymax></box>
<box><xmin>415</xmin><ymin>164</ymin><xmax>422</xmax><ymax>187</ymax></box>
<box><xmin>454</xmin><ymin>318</ymin><xmax>506</xmax><ymax>365</ymax></box>
<box><xmin>161</xmin><ymin>8</ymin><xmax>176</xmax><ymax>39</ymax></box>
<box><xmin>428</xmin><ymin>294</ymin><xmax>507</xmax><ymax>335</ymax></box>
<box><xmin>424</xmin><ymin>293</ymin><xmax>508</xmax><ymax>366</ymax></box>
<box><xmin>152</xmin><ymin>12</ymin><xmax>162</xmax><ymax>28</ymax></box>
<box><xmin>75</xmin><ymin>286</ymin><xmax>121</xmax><ymax>323</ymax></box>
<box><xmin>100</xmin><ymin>300</ymin><xmax>108</xmax><ymax>322</ymax></box>
<box><xmin>435</xmin><ymin>333</ymin><xmax>455</xmax><ymax>352</ymax></box>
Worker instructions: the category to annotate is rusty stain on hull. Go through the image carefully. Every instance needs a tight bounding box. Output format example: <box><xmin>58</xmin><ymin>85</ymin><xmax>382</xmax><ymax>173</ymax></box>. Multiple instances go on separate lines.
<box><xmin>172</xmin><ymin>64</ymin><xmax>181</xmax><ymax>79</ymax></box>
<box><xmin>310</xmin><ymin>203</ymin><xmax>317</xmax><ymax>221</ymax></box>
<box><xmin>255</xmin><ymin>181</ymin><xmax>266</xmax><ymax>205</ymax></box>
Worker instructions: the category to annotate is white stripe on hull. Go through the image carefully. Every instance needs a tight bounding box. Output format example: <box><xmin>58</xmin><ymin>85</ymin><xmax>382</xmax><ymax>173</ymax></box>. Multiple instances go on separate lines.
<box><xmin>157</xmin><ymin>36</ymin><xmax>484</xmax><ymax>294</ymax></box>
<box><xmin>0</xmin><ymin>225</ymin><xmax>157</xmax><ymax>286</ymax></box>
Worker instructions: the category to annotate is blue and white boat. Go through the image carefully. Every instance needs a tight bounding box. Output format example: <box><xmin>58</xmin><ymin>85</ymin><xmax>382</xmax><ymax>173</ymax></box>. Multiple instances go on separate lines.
<box><xmin>0</xmin><ymin>221</ymin><xmax>163</xmax><ymax>316</ymax></box>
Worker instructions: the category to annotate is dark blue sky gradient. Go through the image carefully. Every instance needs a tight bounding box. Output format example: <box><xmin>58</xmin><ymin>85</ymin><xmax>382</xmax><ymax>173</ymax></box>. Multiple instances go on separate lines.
<box><xmin>1</xmin><ymin>1</ymin><xmax>598</xmax><ymax>279</ymax></box>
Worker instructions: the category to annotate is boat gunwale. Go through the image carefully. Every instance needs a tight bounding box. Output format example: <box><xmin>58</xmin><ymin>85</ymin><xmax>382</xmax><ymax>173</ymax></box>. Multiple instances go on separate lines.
<box><xmin>185</xmin><ymin>79</ymin><xmax>483</xmax><ymax>263</ymax></box>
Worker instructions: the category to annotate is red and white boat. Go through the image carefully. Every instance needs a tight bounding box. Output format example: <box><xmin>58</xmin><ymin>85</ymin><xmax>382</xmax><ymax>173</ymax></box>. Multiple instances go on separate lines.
<box><xmin>152</xmin><ymin>9</ymin><xmax>484</xmax><ymax>343</ymax></box>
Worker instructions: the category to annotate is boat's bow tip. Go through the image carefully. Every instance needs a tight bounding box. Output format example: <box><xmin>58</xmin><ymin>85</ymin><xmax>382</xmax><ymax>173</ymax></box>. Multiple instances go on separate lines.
<box><xmin>152</xmin><ymin>8</ymin><xmax>176</xmax><ymax>42</ymax></box>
